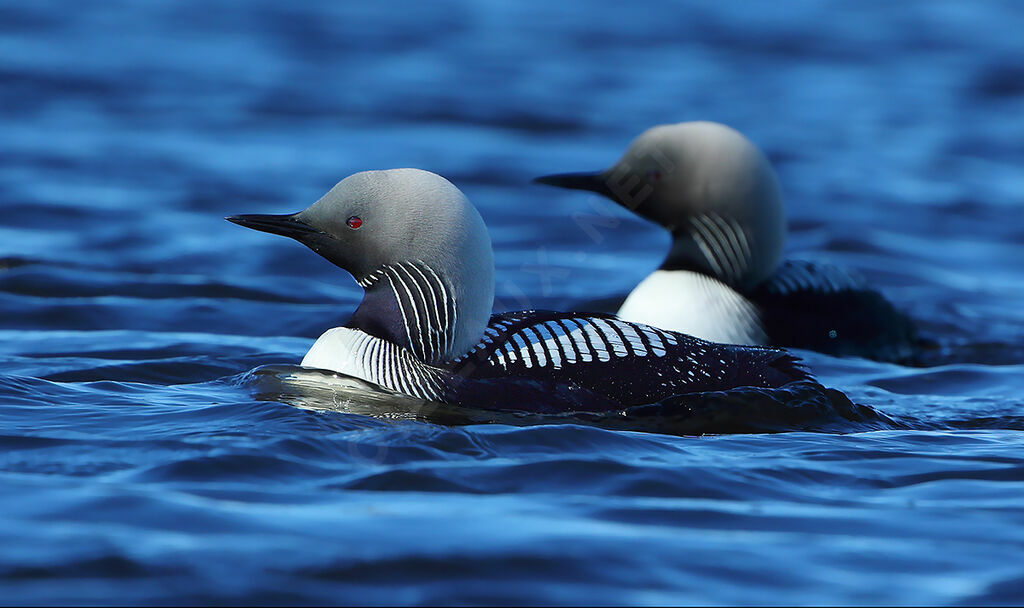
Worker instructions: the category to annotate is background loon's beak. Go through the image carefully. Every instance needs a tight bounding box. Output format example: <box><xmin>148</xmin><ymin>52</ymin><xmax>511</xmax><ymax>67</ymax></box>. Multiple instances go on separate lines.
<box><xmin>226</xmin><ymin>213</ymin><xmax>323</xmax><ymax>242</ymax></box>
<box><xmin>533</xmin><ymin>171</ymin><xmax>615</xmax><ymax>200</ymax></box>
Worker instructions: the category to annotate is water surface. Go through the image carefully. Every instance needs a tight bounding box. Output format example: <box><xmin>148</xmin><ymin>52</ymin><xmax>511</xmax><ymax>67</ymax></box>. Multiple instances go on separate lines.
<box><xmin>2</xmin><ymin>0</ymin><xmax>1024</xmax><ymax>604</ymax></box>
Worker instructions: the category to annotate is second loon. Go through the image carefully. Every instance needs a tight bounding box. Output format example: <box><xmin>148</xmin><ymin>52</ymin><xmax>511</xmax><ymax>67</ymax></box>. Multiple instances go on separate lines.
<box><xmin>535</xmin><ymin>121</ymin><xmax>922</xmax><ymax>363</ymax></box>
<box><xmin>227</xmin><ymin>168</ymin><xmax>814</xmax><ymax>413</ymax></box>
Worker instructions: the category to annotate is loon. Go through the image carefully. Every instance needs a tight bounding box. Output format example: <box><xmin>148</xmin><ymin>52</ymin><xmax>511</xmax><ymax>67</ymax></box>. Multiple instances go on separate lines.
<box><xmin>535</xmin><ymin>121</ymin><xmax>921</xmax><ymax>363</ymax></box>
<box><xmin>227</xmin><ymin>168</ymin><xmax>814</xmax><ymax>412</ymax></box>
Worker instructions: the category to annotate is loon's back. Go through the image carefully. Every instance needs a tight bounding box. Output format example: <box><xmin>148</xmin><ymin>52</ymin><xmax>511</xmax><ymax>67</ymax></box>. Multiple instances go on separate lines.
<box><xmin>750</xmin><ymin>260</ymin><xmax>923</xmax><ymax>364</ymax></box>
<box><xmin>443</xmin><ymin>311</ymin><xmax>811</xmax><ymax>412</ymax></box>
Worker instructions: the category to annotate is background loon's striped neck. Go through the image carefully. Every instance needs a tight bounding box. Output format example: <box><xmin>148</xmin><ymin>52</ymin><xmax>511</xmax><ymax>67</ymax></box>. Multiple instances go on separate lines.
<box><xmin>663</xmin><ymin>212</ymin><xmax>759</xmax><ymax>288</ymax></box>
<box><xmin>349</xmin><ymin>260</ymin><xmax>460</xmax><ymax>365</ymax></box>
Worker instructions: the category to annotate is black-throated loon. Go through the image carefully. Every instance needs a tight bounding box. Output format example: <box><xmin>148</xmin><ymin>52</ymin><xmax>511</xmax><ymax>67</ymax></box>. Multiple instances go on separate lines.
<box><xmin>535</xmin><ymin>121</ymin><xmax>922</xmax><ymax>363</ymax></box>
<box><xmin>227</xmin><ymin>168</ymin><xmax>814</xmax><ymax>413</ymax></box>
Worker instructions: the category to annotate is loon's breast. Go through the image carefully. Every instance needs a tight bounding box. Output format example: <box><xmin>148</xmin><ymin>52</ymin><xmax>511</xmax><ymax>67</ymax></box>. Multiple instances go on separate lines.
<box><xmin>302</xmin><ymin>326</ymin><xmax>450</xmax><ymax>401</ymax></box>
<box><xmin>615</xmin><ymin>270</ymin><xmax>768</xmax><ymax>345</ymax></box>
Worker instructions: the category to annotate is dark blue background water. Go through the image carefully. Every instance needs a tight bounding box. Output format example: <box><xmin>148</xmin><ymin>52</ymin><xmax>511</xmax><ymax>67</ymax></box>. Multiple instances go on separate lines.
<box><xmin>3</xmin><ymin>0</ymin><xmax>1024</xmax><ymax>604</ymax></box>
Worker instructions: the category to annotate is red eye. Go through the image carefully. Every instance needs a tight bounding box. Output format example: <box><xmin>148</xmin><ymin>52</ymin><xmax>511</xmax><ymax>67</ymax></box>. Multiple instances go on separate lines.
<box><xmin>346</xmin><ymin>216</ymin><xmax>363</xmax><ymax>229</ymax></box>
<box><xmin>648</xmin><ymin>170</ymin><xmax>662</xmax><ymax>181</ymax></box>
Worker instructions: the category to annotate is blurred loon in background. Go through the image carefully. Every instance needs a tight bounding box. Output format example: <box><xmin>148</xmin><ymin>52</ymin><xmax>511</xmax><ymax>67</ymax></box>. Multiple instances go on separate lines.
<box><xmin>228</xmin><ymin>168</ymin><xmax>814</xmax><ymax>413</ymax></box>
<box><xmin>535</xmin><ymin>121</ymin><xmax>922</xmax><ymax>364</ymax></box>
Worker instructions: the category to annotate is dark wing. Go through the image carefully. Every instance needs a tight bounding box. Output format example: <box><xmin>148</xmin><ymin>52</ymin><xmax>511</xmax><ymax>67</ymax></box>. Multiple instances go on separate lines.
<box><xmin>749</xmin><ymin>260</ymin><xmax>922</xmax><ymax>363</ymax></box>
<box><xmin>445</xmin><ymin>310</ymin><xmax>811</xmax><ymax>409</ymax></box>
<box><xmin>759</xmin><ymin>259</ymin><xmax>870</xmax><ymax>294</ymax></box>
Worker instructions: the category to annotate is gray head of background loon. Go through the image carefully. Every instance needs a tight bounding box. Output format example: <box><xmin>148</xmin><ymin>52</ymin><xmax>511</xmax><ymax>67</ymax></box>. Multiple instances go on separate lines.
<box><xmin>228</xmin><ymin>168</ymin><xmax>813</xmax><ymax>412</ymax></box>
<box><xmin>535</xmin><ymin>122</ymin><xmax>922</xmax><ymax>363</ymax></box>
<box><xmin>536</xmin><ymin>121</ymin><xmax>785</xmax><ymax>291</ymax></box>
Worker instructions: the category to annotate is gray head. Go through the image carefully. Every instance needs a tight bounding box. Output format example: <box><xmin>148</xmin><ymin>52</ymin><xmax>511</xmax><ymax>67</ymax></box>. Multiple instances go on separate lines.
<box><xmin>228</xmin><ymin>169</ymin><xmax>495</xmax><ymax>364</ymax></box>
<box><xmin>536</xmin><ymin>121</ymin><xmax>785</xmax><ymax>289</ymax></box>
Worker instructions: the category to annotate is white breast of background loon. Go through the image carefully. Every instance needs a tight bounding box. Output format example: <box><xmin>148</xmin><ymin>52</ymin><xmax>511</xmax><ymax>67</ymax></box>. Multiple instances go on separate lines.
<box><xmin>617</xmin><ymin>270</ymin><xmax>767</xmax><ymax>345</ymax></box>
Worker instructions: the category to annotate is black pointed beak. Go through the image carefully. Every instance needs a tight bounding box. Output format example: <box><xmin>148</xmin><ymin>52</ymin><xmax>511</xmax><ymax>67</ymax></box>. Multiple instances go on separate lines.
<box><xmin>533</xmin><ymin>171</ymin><xmax>614</xmax><ymax>199</ymax></box>
<box><xmin>225</xmin><ymin>213</ymin><xmax>323</xmax><ymax>242</ymax></box>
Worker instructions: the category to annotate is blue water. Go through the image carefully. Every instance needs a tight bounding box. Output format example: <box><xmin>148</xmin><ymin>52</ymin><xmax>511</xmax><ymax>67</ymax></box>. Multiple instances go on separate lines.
<box><xmin>3</xmin><ymin>0</ymin><xmax>1024</xmax><ymax>604</ymax></box>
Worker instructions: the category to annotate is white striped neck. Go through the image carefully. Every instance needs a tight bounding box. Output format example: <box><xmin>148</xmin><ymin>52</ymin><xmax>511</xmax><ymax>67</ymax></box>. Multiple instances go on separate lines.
<box><xmin>663</xmin><ymin>211</ymin><xmax>780</xmax><ymax>290</ymax></box>
<box><xmin>617</xmin><ymin>269</ymin><xmax>768</xmax><ymax>345</ymax></box>
<box><xmin>301</xmin><ymin>327</ymin><xmax>448</xmax><ymax>400</ymax></box>
<box><xmin>347</xmin><ymin>259</ymin><xmax>466</xmax><ymax>365</ymax></box>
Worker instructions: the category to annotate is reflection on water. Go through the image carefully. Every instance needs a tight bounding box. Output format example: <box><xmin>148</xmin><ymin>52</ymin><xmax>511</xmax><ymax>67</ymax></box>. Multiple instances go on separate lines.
<box><xmin>245</xmin><ymin>365</ymin><xmax>902</xmax><ymax>435</ymax></box>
